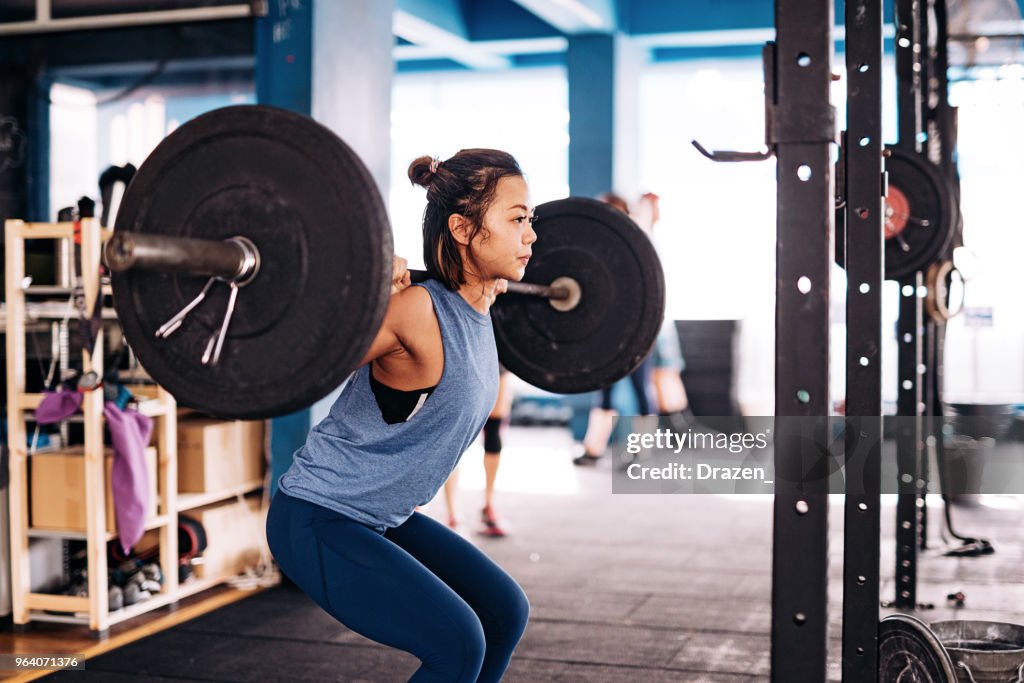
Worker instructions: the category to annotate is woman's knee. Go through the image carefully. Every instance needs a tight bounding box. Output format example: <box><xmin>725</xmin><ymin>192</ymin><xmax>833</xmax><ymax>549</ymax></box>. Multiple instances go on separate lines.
<box><xmin>506</xmin><ymin>583</ymin><xmax>531</xmax><ymax>637</ymax></box>
<box><xmin>484</xmin><ymin>579</ymin><xmax>530</xmax><ymax>641</ymax></box>
<box><xmin>425</xmin><ymin>611</ymin><xmax>486</xmax><ymax>681</ymax></box>
<box><xmin>462</xmin><ymin>617</ymin><xmax>488</xmax><ymax>675</ymax></box>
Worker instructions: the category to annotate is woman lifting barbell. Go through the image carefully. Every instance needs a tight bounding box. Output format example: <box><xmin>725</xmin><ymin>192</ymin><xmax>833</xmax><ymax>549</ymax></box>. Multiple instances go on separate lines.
<box><xmin>265</xmin><ymin>149</ymin><xmax>533</xmax><ymax>683</ymax></box>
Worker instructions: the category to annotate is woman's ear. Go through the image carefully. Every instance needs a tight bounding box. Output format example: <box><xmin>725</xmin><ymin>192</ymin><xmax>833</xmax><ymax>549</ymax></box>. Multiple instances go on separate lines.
<box><xmin>448</xmin><ymin>213</ymin><xmax>472</xmax><ymax>246</ymax></box>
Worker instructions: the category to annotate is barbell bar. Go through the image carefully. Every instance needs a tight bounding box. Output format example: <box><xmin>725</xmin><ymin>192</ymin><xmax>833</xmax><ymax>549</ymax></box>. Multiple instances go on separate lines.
<box><xmin>104</xmin><ymin>231</ymin><xmax>575</xmax><ymax>303</ymax></box>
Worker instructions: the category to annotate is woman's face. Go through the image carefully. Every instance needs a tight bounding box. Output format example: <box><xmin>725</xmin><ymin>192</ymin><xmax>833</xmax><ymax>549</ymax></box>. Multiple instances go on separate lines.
<box><xmin>470</xmin><ymin>175</ymin><xmax>536</xmax><ymax>282</ymax></box>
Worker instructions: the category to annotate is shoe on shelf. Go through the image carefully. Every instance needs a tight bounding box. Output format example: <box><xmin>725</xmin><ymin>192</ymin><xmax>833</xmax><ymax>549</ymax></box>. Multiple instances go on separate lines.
<box><xmin>480</xmin><ymin>506</ymin><xmax>507</xmax><ymax>537</ymax></box>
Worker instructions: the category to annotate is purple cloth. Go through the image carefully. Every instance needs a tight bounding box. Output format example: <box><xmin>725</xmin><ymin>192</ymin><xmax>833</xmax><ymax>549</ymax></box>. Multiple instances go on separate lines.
<box><xmin>103</xmin><ymin>403</ymin><xmax>154</xmax><ymax>555</ymax></box>
<box><xmin>34</xmin><ymin>389</ymin><xmax>83</xmax><ymax>424</ymax></box>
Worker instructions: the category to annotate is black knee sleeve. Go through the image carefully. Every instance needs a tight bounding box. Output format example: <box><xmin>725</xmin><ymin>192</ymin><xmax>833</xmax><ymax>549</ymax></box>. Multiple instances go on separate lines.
<box><xmin>483</xmin><ymin>417</ymin><xmax>503</xmax><ymax>453</ymax></box>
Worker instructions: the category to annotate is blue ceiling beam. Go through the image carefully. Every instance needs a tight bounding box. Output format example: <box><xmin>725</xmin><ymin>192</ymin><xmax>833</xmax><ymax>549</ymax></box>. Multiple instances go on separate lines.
<box><xmin>395</xmin><ymin>36</ymin><xmax>566</xmax><ymax>62</ymax></box>
<box><xmin>624</xmin><ymin>1</ymin><xmax>894</xmax><ymax>34</ymax></box>
<box><xmin>394</xmin><ymin>0</ymin><xmax>511</xmax><ymax>69</ymax></box>
<box><xmin>459</xmin><ymin>0</ymin><xmax>562</xmax><ymax>40</ymax></box>
<box><xmin>508</xmin><ymin>0</ymin><xmax>617</xmax><ymax>34</ymax></box>
<box><xmin>396</xmin><ymin>0</ymin><xmax>469</xmax><ymax>37</ymax></box>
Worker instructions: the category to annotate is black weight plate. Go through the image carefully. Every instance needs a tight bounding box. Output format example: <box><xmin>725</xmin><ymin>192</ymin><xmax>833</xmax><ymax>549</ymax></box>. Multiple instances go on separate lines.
<box><xmin>111</xmin><ymin>105</ymin><xmax>392</xmax><ymax>419</ymax></box>
<box><xmin>492</xmin><ymin>197</ymin><xmax>665</xmax><ymax>393</ymax></box>
<box><xmin>836</xmin><ymin>147</ymin><xmax>958</xmax><ymax>280</ymax></box>
<box><xmin>878</xmin><ymin>614</ymin><xmax>958</xmax><ymax>683</ymax></box>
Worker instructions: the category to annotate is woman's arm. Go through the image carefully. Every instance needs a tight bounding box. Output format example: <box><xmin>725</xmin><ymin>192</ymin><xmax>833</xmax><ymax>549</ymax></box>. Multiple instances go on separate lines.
<box><xmin>358</xmin><ymin>257</ymin><xmax>441</xmax><ymax>372</ymax></box>
<box><xmin>359</xmin><ymin>256</ymin><xmax>411</xmax><ymax>366</ymax></box>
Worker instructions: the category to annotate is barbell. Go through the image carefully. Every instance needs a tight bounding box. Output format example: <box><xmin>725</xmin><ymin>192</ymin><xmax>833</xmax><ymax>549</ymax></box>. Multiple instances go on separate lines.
<box><xmin>105</xmin><ymin>105</ymin><xmax>666</xmax><ymax>419</ymax></box>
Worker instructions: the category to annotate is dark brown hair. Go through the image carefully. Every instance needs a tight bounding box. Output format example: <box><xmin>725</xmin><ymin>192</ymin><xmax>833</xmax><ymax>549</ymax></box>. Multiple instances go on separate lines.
<box><xmin>408</xmin><ymin>149</ymin><xmax>523</xmax><ymax>290</ymax></box>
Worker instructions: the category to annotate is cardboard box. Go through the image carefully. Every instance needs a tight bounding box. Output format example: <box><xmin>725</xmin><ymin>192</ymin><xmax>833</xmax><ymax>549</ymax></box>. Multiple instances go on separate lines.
<box><xmin>177</xmin><ymin>418</ymin><xmax>266</xmax><ymax>493</ymax></box>
<box><xmin>31</xmin><ymin>447</ymin><xmax>158</xmax><ymax>532</ymax></box>
<box><xmin>185</xmin><ymin>496</ymin><xmax>266</xmax><ymax>578</ymax></box>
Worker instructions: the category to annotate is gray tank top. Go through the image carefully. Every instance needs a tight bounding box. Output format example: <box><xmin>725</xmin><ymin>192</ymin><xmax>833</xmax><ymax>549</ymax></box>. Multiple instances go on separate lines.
<box><xmin>278</xmin><ymin>278</ymin><xmax>500</xmax><ymax>530</ymax></box>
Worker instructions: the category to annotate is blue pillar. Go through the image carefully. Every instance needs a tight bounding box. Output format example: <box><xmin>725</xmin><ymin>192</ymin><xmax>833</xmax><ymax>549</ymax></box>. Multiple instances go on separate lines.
<box><xmin>256</xmin><ymin>0</ymin><xmax>313</xmax><ymax>497</ymax></box>
<box><xmin>28</xmin><ymin>75</ymin><xmax>51</xmax><ymax>222</ymax></box>
<box><xmin>567</xmin><ymin>33</ymin><xmax>646</xmax><ymax>434</ymax></box>
<box><xmin>567</xmin><ymin>34</ymin><xmax>644</xmax><ymax>199</ymax></box>
<box><xmin>0</xmin><ymin>61</ymin><xmax>32</xmax><ymax>225</ymax></box>
<box><xmin>255</xmin><ymin>1</ymin><xmax>313</xmax><ymax>114</ymax></box>
<box><xmin>256</xmin><ymin>0</ymin><xmax>394</xmax><ymax>495</ymax></box>
<box><xmin>567</xmin><ymin>34</ymin><xmax>615</xmax><ymax>197</ymax></box>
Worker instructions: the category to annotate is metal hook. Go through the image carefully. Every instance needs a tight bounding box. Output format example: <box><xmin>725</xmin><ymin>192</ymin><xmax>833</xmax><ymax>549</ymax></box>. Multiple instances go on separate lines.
<box><xmin>201</xmin><ymin>281</ymin><xmax>239</xmax><ymax>367</ymax></box>
<box><xmin>155</xmin><ymin>277</ymin><xmax>217</xmax><ymax>338</ymax></box>
<box><xmin>691</xmin><ymin>139</ymin><xmax>773</xmax><ymax>163</ymax></box>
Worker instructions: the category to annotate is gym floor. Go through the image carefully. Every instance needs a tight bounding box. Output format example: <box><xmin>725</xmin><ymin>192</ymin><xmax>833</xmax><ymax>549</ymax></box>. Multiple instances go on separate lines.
<box><xmin>7</xmin><ymin>426</ymin><xmax>1024</xmax><ymax>682</ymax></box>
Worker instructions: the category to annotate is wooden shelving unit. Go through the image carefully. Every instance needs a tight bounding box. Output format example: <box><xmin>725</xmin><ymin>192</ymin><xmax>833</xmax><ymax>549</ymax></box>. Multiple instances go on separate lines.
<box><xmin>4</xmin><ymin>218</ymin><xmax>180</xmax><ymax>636</ymax></box>
<box><xmin>4</xmin><ymin>218</ymin><xmax>268</xmax><ymax>637</ymax></box>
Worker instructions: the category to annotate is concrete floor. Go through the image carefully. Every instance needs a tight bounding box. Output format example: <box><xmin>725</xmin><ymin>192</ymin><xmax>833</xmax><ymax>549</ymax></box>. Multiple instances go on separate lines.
<box><xmin>47</xmin><ymin>425</ymin><xmax>1024</xmax><ymax>682</ymax></box>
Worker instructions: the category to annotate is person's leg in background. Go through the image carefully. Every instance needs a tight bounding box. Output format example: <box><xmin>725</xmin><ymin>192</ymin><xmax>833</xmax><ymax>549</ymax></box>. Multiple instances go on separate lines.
<box><xmin>444</xmin><ymin>370</ymin><xmax>514</xmax><ymax>534</ymax></box>
<box><xmin>575</xmin><ymin>358</ymin><xmax>653</xmax><ymax>465</ymax></box>
<box><xmin>442</xmin><ymin>465</ymin><xmax>461</xmax><ymax>529</ymax></box>
<box><xmin>650</xmin><ymin>318</ymin><xmax>696</xmax><ymax>431</ymax></box>
<box><xmin>574</xmin><ymin>387</ymin><xmax>615</xmax><ymax>465</ymax></box>
<box><xmin>481</xmin><ymin>370</ymin><xmax>514</xmax><ymax>536</ymax></box>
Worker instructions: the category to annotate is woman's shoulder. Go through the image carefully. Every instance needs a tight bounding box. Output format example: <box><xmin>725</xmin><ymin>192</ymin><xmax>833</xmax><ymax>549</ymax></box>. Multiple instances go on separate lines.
<box><xmin>385</xmin><ymin>284</ymin><xmax>443</xmax><ymax>364</ymax></box>
<box><xmin>389</xmin><ymin>284</ymin><xmax>439</xmax><ymax>336</ymax></box>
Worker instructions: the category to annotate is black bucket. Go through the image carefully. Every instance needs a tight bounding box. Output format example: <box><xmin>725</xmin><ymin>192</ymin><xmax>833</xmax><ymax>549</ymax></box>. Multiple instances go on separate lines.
<box><xmin>947</xmin><ymin>403</ymin><xmax>1015</xmax><ymax>440</ymax></box>
<box><xmin>931</xmin><ymin>621</ymin><xmax>1024</xmax><ymax>683</ymax></box>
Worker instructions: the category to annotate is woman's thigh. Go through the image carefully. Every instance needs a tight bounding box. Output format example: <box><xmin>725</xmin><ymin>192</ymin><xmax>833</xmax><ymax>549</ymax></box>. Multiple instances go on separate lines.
<box><xmin>385</xmin><ymin>513</ymin><xmax>530</xmax><ymax>630</ymax></box>
<box><xmin>267</xmin><ymin>493</ymin><xmax>486</xmax><ymax>678</ymax></box>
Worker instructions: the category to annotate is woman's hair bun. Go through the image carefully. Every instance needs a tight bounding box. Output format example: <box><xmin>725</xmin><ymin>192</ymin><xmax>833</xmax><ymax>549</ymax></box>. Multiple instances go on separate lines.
<box><xmin>408</xmin><ymin>155</ymin><xmax>437</xmax><ymax>188</ymax></box>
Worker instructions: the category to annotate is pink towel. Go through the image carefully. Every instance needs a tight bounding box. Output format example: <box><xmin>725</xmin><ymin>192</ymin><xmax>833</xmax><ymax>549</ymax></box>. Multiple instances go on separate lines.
<box><xmin>103</xmin><ymin>403</ymin><xmax>154</xmax><ymax>554</ymax></box>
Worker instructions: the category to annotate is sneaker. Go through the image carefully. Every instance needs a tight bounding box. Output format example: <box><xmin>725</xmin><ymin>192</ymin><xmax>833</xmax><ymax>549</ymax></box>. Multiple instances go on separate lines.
<box><xmin>572</xmin><ymin>452</ymin><xmax>602</xmax><ymax>466</ymax></box>
<box><xmin>480</xmin><ymin>506</ymin><xmax>507</xmax><ymax>537</ymax></box>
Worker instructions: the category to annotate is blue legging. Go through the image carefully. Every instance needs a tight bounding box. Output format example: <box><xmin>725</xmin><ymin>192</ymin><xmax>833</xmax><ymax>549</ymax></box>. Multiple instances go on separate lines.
<box><xmin>266</xmin><ymin>491</ymin><xmax>529</xmax><ymax>682</ymax></box>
